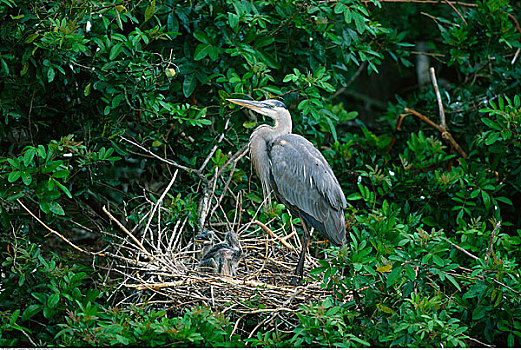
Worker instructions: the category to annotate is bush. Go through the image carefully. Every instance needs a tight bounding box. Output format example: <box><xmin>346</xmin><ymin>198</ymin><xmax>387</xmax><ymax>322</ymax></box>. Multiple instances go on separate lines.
<box><xmin>1</xmin><ymin>0</ymin><xmax>520</xmax><ymax>347</ymax></box>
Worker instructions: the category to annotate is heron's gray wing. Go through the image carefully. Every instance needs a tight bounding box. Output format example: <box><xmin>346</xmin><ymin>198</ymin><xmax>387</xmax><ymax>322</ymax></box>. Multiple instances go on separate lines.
<box><xmin>269</xmin><ymin>134</ymin><xmax>346</xmax><ymax>245</ymax></box>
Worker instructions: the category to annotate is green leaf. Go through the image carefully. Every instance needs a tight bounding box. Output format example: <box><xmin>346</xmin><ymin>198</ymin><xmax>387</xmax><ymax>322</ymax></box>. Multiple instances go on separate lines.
<box><xmin>109</xmin><ymin>43</ymin><xmax>123</xmax><ymax>60</ymax></box>
<box><xmin>47</xmin><ymin>67</ymin><xmax>55</xmax><ymax>83</ymax></box>
<box><xmin>47</xmin><ymin>293</ymin><xmax>60</xmax><ymax>309</ymax></box>
<box><xmin>25</xmin><ymin>33</ymin><xmax>39</xmax><ymax>43</ymax></box>
<box><xmin>495</xmin><ymin>196</ymin><xmax>513</xmax><ymax>205</ymax></box>
<box><xmin>386</xmin><ymin>266</ymin><xmax>402</xmax><ymax>287</ymax></box>
<box><xmin>446</xmin><ymin>274</ymin><xmax>461</xmax><ymax>291</ymax></box>
<box><xmin>432</xmin><ymin>254</ymin><xmax>444</xmax><ymax>267</ymax></box>
<box><xmin>49</xmin><ymin>201</ymin><xmax>65</xmax><ymax>215</ymax></box>
<box><xmin>23</xmin><ymin>148</ymin><xmax>36</xmax><ymax>166</ymax></box>
<box><xmin>1</xmin><ymin>58</ymin><xmax>9</xmax><ymax>75</ymax></box>
<box><xmin>404</xmin><ymin>264</ymin><xmax>415</xmax><ymax>281</ymax></box>
<box><xmin>37</xmin><ymin>145</ymin><xmax>46</xmax><ymax>159</ymax></box>
<box><xmin>228</xmin><ymin>12</ymin><xmax>239</xmax><ymax>32</ymax></box>
<box><xmin>481</xmin><ymin>190</ymin><xmax>491</xmax><ymax>209</ymax></box>
<box><xmin>326</xmin><ymin>117</ymin><xmax>338</xmax><ymax>142</ymax></box>
<box><xmin>193</xmin><ymin>31</ymin><xmax>210</xmax><ymax>44</ymax></box>
<box><xmin>114</xmin><ymin>9</ymin><xmax>123</xmax><ymax>30</ymax></box>
<box><xmin>472</xmin><ymin>305</ymin><xmax>488</xmax><ymax>321</ymax></box>
<box><xmin>346</xmin><ymin>193</ymin><xmax>362</xmax><ymax>201</ymax></box>
<box><xmin>84</xmin><ymin>82</ymin><xmax>91</xmax><ymax>96</ymax></box>
<box><xmin>52</xmin><ymin>170</ymin><xmax>69</xmax><ymax>179</ymax></box>
<box><xmin>42</xmin><ymin>161</ymin><xmax>62</xmax><ymax>174</ymax></box>
<box><xmin>22</xmin><ymin>305</ymin><xmax>43</xmax><ymax>321</ymax></box>
<box><xmin>39</xmin><ymin>200</ymin><xmax>50</xmax><ymax>214</ymax></box>
<box><xmin>183</xmin><ymin>74</ymin><xmax>197</xmax><ymax>98</ymax></box>
<box><xmin>243</xmin><ymin>121</ymin><xmax>257</xmax><ymax>129</ymax></box>
<box><xmin>144</xmin><ymin>0</ymin><xmax>156</xmax><ymax>23</ymax></box>
<box><xmin>9</xmin><ymin>309</ymin><xmax>20</xmax><ymax>325</ymax></box>
<box><xmin>53</xmin><ymin>179</ymin><xmax>72</xmax><ymax>198</ymax></box>
<box><xmin>8</xmin><ymin>171</ymin><xmax>21</xmax><ymax>183</ymax></box>
<box><xmin>481</xmin><ymin>117</ymin><xmax>500</xmax><ymax>130</ymax></box>
<box><xmin>194</xmin><ymin>44</ymin><xmax>210</xmax><ymax>61</ymax></box>
<box><xmin>21</xmin><ymin>172</ymin><xmax>32</xmax><ymax>185</ymax></box>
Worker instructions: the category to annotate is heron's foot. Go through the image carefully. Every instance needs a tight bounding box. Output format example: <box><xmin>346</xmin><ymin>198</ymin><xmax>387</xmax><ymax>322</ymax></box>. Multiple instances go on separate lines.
<box><xmin>289</xmin><ymin>275</ymin><xmax>304</xmax><ymax>286</ymax></box>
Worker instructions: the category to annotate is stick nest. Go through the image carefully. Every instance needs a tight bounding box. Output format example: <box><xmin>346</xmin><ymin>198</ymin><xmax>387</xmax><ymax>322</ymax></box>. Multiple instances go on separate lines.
<box><xmin>103</xmin><ymin>202</ymin><xmax>349</xmax><ymax>337</ymax></box>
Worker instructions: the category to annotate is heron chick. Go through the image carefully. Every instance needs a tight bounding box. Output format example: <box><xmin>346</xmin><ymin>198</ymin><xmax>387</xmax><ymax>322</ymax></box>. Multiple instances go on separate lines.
<box><xmin>227</xmin><ymin>98</ymin><xmax>347</xmax><ymax>284</ymax></box>
<box><xmin>198</xmin><ymin>231</ymin><xmax>242</xmax><ymax>276</ymax></box>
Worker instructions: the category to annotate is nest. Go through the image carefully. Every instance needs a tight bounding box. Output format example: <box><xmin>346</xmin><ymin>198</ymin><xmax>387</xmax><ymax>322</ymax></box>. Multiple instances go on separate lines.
<box><xmin>100</xmin><ymin>200</ymin><xmax>349</xmax><ymax>338</ymax></box>
<box><xmin>19</xmin><ymin>141</ymin><xmax>351</xmax><ymax>338</ymax></box>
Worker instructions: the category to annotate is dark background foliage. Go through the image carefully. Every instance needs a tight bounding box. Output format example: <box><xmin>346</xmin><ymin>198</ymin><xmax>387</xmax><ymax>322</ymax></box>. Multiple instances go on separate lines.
<box><xmin>1</xmin><ymin>0</ymin><xmax>520</xmax><ymax>347</ymax></box>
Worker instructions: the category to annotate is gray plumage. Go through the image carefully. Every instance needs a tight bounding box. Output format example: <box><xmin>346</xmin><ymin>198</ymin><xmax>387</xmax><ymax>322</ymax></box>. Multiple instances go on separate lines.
<box><xmin>197</xmin><ymin>231</ymin><xmax>242</xmax><ymax>276</ymax></box>
<box><xmin>227</xmin><ymin>98</ymin><xmax>347</xmax><ymax>282</ymax></box>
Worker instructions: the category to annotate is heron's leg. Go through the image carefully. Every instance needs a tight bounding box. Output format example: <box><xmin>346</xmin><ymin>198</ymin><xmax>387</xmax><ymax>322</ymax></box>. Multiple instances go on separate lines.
<box><xmin>291</xmin><ymin>217</ymin><xmax>312</xmax><ymax>284</ymax></box>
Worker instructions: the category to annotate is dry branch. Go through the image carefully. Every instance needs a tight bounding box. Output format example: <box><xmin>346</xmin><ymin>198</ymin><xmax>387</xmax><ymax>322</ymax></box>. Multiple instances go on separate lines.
<box><xmin>17</xmin><ymin>198</ymin><xmax>104</xmax><ymax>257</ymax></box>
<box><xmin>485</xmin><ymin>221</ymin><xmax>501</xmax><ymax>265</ymax></box>
<box><xmin>403</xmin><ymin>107</ymin><xmax>468</xmax><ymax>158</ymax></box>
<box><xmin>429</xmin><ymin>67</ymin><xmax>446</xmax><ymax>129</ymax></box>
<box><xmin>254</xmin><ymin>219</ymin><xmax>296</xmax><ymax>251</ymax></box>
<box><xmin>102</xmin><ymin>205</ymin><xmax>152</xmax><ymax>259</ymax></box>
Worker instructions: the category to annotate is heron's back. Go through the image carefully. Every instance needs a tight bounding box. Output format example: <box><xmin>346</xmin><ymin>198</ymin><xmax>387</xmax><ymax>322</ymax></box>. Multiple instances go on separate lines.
<box><xmin>267</xmin><ymin>134</ymin><xmax>346</xmax><ymax>245</ymax></box>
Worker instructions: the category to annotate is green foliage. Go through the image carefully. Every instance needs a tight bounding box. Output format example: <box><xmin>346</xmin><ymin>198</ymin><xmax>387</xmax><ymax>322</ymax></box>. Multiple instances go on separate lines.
<box><xmin>1</xmin><ymin>0</ymin><xmax>520</xmax><ymax>347</ymax></box>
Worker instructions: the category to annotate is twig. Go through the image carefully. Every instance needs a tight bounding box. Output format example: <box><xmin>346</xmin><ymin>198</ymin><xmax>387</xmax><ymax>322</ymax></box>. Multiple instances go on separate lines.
<box><xmin>198</xmin><ymin>143</ymin><xmax>249</xmax><ymax>231</ymax></box>
<box><xmin>467</xmin><ymin>336</ymin><xmax>493</xmax><ymax>348</ymax></box>
<box><xmin>254</xmin><ymin>220</ymin><xmax>296</xmax><ymax>251</ymax></box>
<box><xmin>331</xmin><ymin>61</ymin><xmax>368</xmax><ymax>100</ymax></box>
<box><xmin>440</xmin><ymin>236</ymin><xmax>479</xmax><ymax>260</ymax></box>
<box><xmin>17</xmin><ymin>325</ymin><xmax>37</xmax><ymax>347</ymax></box>
<box><xmin>229</xmin><ymin>315</ymin><xmax>244</xmax><ymax>340</ymax></box>
<box><xmin>512</xmin><ymin>48</ymin><xmax>520</xmax><ymax>66</ymax></box>
<box><xmin>102</xmin><ymin>205</ymin><xmax>152</xmax><ymax>259</ymax></box>
<box><xmin>238</xmin><ymin>307</ymin><xmax>296</xmax><ymax>315</ymax></box>
<box><xmin>404</xmin><ymin>108</ymin><xmax>468</xmax><ymax>158</ymax></box>
<box><xmin>442</xmin><ymin>235</ymin><xmax>521</xmax><ymax>296</ymax></box>
<box><xmin>361</xmin><ymin>0</ymin><xmax>477</xmax><ymax>7</ymax></box>
<box><xmin>429</xmin><ymin>67</ymin><xmax>446</xmax><ymax>129</ymax></box>
<box><xmin>484</xmin><ymin>221</ymin><xmax>501</xmax><ymax>264</ymax></box>
<box><xmin>247</xmin><ymin>287</ymin><xmax>303</xmax><ymax>338</ymax></box>
<box><xmin>491</xmin><ymin>277</ymin><xmax>521</xmax><ymax>296</ymax></box>
<box><xmin>444</xmin><ymin>0</ymin><xmax>467</xmax><ymax>24</ymax></box>
<box><xmin>16</xmin><ymin>199</ymin><xmax>103</xmax><ymax>257</ymax></box>
<box><xmin>120</xmin><ymin>135</ymin><xmax>207</xmax><ymax>183</ymax></box>
<box><xmin>144</xmin><ymin>169</ymin><xmax>179</xmax><ymax>239</ymax></box>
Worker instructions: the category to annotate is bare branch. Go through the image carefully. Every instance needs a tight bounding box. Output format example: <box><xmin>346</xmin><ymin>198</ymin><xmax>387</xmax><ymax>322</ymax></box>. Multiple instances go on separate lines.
<box><xmin>17</xmin><ymin>199</ymin><xmax>103</xmax><ymax>257</ymax></box>
<box><xmin>429</xmin><ymin>67</ymin><xmax>446</xmax><ymax>129</ymax></box>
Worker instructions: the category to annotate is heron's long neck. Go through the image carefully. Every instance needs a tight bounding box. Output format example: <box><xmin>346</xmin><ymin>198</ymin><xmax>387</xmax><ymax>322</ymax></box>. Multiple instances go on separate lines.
<box><xmin>249</xmin><ymin>110</ymin><xmax>292</xmax><ymax>209</ymax></box>
<box><xmin>274</xmin><ymin>109</ymin><xmax>292</xmax><ymax>136</ymax></box>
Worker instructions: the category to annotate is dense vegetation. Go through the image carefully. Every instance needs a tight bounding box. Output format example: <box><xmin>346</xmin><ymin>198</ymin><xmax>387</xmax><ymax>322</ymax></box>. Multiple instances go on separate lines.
<box><xmin>1</xmin><ymin>0</ymin><xmax>520</xmax><ymax>347</ymax></box>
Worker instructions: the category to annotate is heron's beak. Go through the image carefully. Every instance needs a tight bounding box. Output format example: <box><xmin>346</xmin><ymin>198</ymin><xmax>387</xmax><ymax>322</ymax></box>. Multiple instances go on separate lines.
<box><xmin>226</xmin><ymin>98</ymin><xmax>265</xmax><ymax>111</ymax></box>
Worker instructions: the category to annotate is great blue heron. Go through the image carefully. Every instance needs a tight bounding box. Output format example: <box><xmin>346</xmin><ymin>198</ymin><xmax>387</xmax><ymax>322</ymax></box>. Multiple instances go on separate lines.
<box><xmin>227</xmin><ymin>98</ymin><xmax>347</xmax><ymax>283</ymax></box>
<box><xmin>198</xmin><ymin>231</ymin><xmax>242</xmax><ymax>276</ymax></box>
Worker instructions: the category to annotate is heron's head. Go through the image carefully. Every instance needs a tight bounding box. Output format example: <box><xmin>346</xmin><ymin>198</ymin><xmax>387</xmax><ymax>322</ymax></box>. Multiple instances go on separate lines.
<box><xmin>195</xmin><ymin>230</ymin><xmax>215</xmax><ymax>243</ymax></box>
<box><xmin>227</xmin><ymin>99</ymin><xmax>287</xmax><ymax>120</ymax></box>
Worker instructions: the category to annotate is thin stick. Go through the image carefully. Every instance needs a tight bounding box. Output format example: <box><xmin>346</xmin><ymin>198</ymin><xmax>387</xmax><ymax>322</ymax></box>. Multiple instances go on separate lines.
<box><xmin>16</xmin><ymin>199</ymin><xmax>102</xmax><ymax>256</ymax></box>
<box><xmin>120</xmin><ymin>135</ymin><xmax>207</xmax><ymax>183</ymax></box>
<box><xmin>440</xmin><ymin>236</ymin><xmax>479</xmax><ymax>260</ymax></box>
<box><xmin>444</xmin><ymin>0</ymin><xmax>467</xmax><ymax>24</ymax></box>
<box><xmin>361</xmin><ymin>0</ymin><xmax>477</xmax><ymax>7</ymax></box>
<box><xmin>429</xmin><ymin>67</ymin><xmax>446</xmax><ymax>129</ymax></box>
<box><xmin>404</xmin><ymin>108</ymin><xmax>468</xmax><ymax>158</ymax></box>
<box><xmin>230</xmin><ymin>316</ymin><xmax>244</xmax><ymax>340</ymax></box>
<box><xmin>144</xmin><ymin>169</ymin><xmax>179</xmax><ymax>238</ymax></box>
<box><xmin>485</xmin><ymin>221</ymin><xmax>501</xmax><ymax>264</ymax></box>
<box><xmin>254</xmin><ymin>220</ymin><xmax>296</xmax><ymax>251</ymax></box>
<box><xmin>102</xmin><ymin>205</ymin><xmax>152</xmax><ymax>259</ymax></box>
